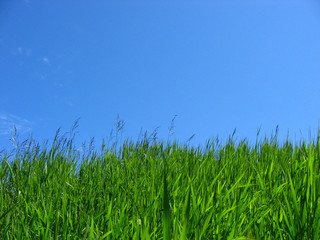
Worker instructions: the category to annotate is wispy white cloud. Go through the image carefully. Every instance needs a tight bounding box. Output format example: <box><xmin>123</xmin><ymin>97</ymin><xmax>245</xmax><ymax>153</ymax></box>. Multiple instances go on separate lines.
<box><xmin>41</xmin><ymin>57</ymin><xmax>51</xmax><ymax>65</ymax></box>
<box><xmin>11</xmin><ymin>47</ymin><xmax>31</xmax><ymax>67</ymax></box>
<box><xmin>66</xmin><ymin>101</ymin><xmax>73</xmax><ymax>107</ymax></box>
<box><xmin>0</xmin><ymin>113</ymin><xmax>33</xmax><ymax>136</ymax></box>
<box><xmin>54</xmin><ymin>81</ymin><xmax>63</xmax><ymax>88</ymax></box>
<box><xmin>16</xmin><ymin>47</ymin><xmax>32</xmax><ymax>57</ymax></box>
<box><xmin>14</xmin><ymin>48</ymin><xmax>73</xmax><ymax>90</ymax></box>
<box><xmin>26</xmin><ymin>49</ymin><xmax>32</xmax><ymax>56</ymax></box>
<box><xmin>23</xmin><ymin>0</ymin><xmax>31</xmax><ymax>7</ymax></box>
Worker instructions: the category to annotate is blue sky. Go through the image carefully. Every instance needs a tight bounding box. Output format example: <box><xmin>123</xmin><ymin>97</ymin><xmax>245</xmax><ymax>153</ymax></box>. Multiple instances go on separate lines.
<box><xmin>1</xmin><ymin>0</ymin><xmax>320</xmax><ymax>152</ymax></box>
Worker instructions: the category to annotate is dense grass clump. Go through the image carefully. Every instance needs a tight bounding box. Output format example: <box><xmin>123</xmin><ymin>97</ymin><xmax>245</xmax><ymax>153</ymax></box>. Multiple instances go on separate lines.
<box><xmin>1</xmin><ymin>129</ymin><xmax>320</xmax><ymax>239</ymax></box>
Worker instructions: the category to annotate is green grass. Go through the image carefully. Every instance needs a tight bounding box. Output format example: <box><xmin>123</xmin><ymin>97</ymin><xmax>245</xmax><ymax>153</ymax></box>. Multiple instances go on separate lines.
<box><xmin>1</xmin><ymin>127</ymin><xmax>320</xmax><ymax>239</ymax></box>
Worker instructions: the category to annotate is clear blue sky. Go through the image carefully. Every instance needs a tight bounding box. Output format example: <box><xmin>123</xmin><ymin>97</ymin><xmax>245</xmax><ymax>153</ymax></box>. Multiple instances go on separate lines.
<box><xmin>1</xmin><ymin>0</ymin><xmax>320</xmax><ymax>152</ymax></box>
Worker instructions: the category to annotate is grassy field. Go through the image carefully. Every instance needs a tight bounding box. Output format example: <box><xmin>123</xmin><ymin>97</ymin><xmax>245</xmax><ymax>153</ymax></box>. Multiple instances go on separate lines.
<box><xmin>1</xmin><ymin>127</ymin><xmax>320</xmax><ymax>239</ymax></box>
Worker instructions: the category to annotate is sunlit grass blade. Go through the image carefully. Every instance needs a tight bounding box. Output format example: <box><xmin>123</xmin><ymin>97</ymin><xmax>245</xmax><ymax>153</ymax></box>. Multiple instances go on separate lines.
<box><xmin>181</xmin><ymin>187</ymin><xmax>190</xmax><ymax>240</ymax></box>
<box><xmin>163</xmin><ymin>160</ymin><xmax>171</xmax><ymax>240</ymax></box>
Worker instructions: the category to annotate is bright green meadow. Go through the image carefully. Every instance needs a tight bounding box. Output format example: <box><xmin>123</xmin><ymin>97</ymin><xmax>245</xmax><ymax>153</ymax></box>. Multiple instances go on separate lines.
<box><xmin>1</xmin><ymin>126</ymin><xmax>320</xmax><ymax>239</ymax></box>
